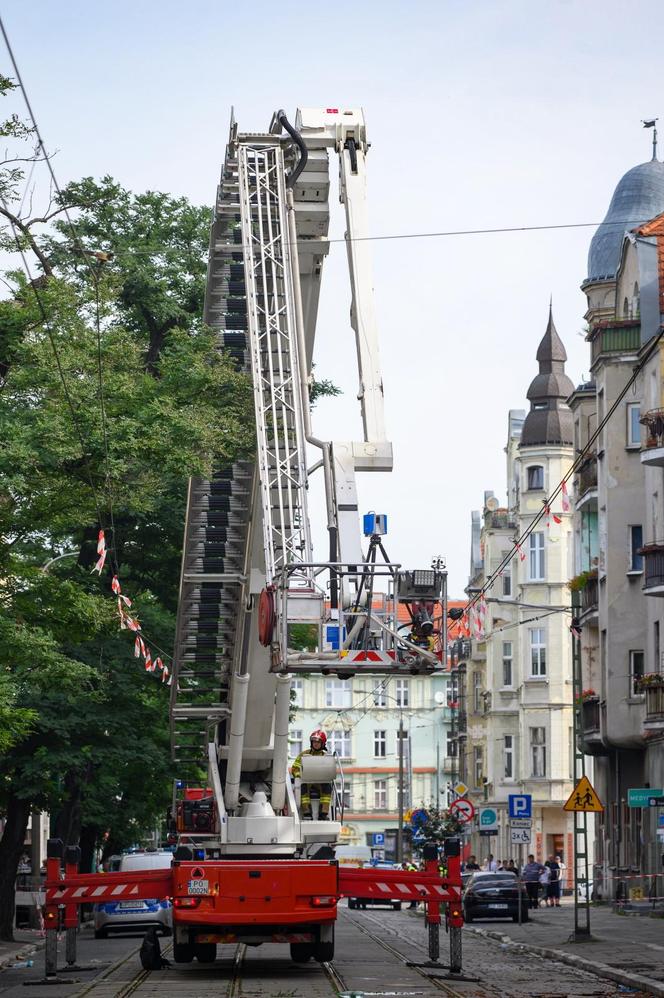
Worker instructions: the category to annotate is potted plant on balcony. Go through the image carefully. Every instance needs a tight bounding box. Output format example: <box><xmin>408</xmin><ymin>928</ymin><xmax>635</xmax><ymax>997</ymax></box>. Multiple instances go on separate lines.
<box><xmin>568</xmin><ymin>569</ymin><xmax>598</xmax><ymax>592</ymax></box>
<box><xmin>574</xmin><ymin>688</ymin><xmax>597</xmax><ymax>707</ymax></box>
<box><xmin>634</xmin><ymin>673</ymin><xmax>664</xmax><ymax>692</ymax></box>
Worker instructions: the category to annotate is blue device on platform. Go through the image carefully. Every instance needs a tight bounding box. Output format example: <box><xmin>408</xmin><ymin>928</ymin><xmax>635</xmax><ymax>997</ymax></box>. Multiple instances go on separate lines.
<box><xmin>363</xmin><ymin>512</ymin><xmax>388</xmax><ymax>537</ymax></box>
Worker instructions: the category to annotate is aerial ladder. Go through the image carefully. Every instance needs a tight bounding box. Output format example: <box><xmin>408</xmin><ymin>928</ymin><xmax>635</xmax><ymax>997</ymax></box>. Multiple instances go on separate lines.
<box><xmin>43</xmin><ymin>108</ymin><xmax>463</xmax><ymax>978</ymax></box>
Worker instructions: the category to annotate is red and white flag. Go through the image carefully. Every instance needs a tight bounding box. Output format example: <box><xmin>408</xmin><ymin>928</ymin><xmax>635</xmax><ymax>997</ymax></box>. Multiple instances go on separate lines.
<box><xmin>111</xmin><ymin>575</ymin><xmax>121</xmax><ymax>594</ymax></box>
<box><xmin>97</xmin><ymin>529</ymin><xmax>106</xmax><ymax>555</ymax></box>
<box><xmin>134</xmin><ymin>637</ymin><xmax>141</xmax><ymax>658</ymax></box>
<box><xmin>516</xmin><ymin>542</ymin><xmax>526</xmax><ymax>562</ymax></box>
<box><xmin>561</xmin><ymin>480</ymin><xmax>571</xmax><ymax>513</ymax></box>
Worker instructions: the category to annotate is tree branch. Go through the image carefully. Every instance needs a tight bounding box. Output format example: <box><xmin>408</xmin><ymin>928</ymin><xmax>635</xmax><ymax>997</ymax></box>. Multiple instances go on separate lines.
<box><xmin>0</xmin><ymin>203</ymin><xmax>53</xmax><ymax>276</ymax></box>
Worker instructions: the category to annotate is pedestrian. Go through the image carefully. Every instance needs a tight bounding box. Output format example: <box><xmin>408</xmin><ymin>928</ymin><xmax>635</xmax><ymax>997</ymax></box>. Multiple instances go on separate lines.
<box><xmin>539</xmin><ymin>862</ymin><xmax>550</xmax><ymax>899</ymax></box>
<box><xmin>555</xmin><ymin>854</ymin><xmax>566</xmax><ymax>895</ymax></box>
<box><xmin>291</xmin><ymin>729</ymin><xmax>332</xmax><ymax>819</ymax></box>
<box><xmin>545</xmin><ymin>854</ymin><xmax>561</xmax><ymax>907</ymax></box>
<box><xmin>522</xmin><ymin>854</ymin><xmax>545</xmax><ymax>909</ymax></box>
<box><xmin>506</xmin><ymin>859</ymin><xmax>518</xmax><ymax>874</ymax></box>
<box><xmin>403</xmin><ymin>861</ymin><xmax>419</xmax><ymax>908</ymax></box>
<box><xmin>463</xmin><ymin>854</ymin><xmax>480</xmax><ymax>871</ymax></box>
<box><xmin>483</xmin><ymin>853</ymin><xmax>498</xmax><ymax>872</ymax></box>
<box><xmin>498</xmin><ymin>858</ymin><xmax>509</xmax><ymax>871</ymax></box>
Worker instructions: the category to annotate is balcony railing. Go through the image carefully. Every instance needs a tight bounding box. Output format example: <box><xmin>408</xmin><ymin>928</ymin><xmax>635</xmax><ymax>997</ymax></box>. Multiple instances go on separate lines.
<box><xmin>589</xmin><ymin>320</ymin><xmax>640</xmax><ymax>363</ymax></box>
<box><xmin>457</xmin><ymin>710</ymin><xmax>467</xmax><ymax>734</ymax></box>
<box><xmin>645</xmin><ymin>684</ymin><xmax>664</xmax><ymax>721</ymax></box>
<box><xmin>581</xmin><ymin>696</ymin><xmax>600</xmax><ymax>732</ymax></box>
<box><xmin>640</xmin><ymin>544</ymin><xmax>664</xmax><ymax>594</ymax></box>
<box><xmin>581</xmin><ymin>576</ymin><xmax>599</xmax><ymax>614</ymax></box>
<box><xmin>576</xmin><ymin>457</ymin><xmax>597</xmax><ymax>496</ymax></box>
<box><xmin>484</xmin><ymin>509</ymin><xmax>517</xmax><ymax>530</ymax></box>
<box><xmin>640</xmin><ymin>408</ymin><xmax>664</xmax><ymax>449</ymax></box>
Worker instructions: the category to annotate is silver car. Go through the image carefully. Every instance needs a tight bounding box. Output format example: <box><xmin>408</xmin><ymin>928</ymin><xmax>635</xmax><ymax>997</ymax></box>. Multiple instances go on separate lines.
<box><xmin>93</xmin><ymin>851</ymin><xmax>173</xmax><ymax>939</ymax></box>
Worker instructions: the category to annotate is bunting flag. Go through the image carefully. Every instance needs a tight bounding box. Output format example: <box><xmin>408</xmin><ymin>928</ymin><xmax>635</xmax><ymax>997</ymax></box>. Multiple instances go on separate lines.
<box><xmin>134</xmin><ymin>636</ymin><xmax>141</xmax><ymax>658</ymax></box>
<box><xmin>97</xmin><ymin>529</ymin><xmax>105</xmax><ymax>554</ymax></box>
<box><xmin>154</xmin><ymin>657</ymin><xmax>164</xmax><ymax>671</ymax></box>
<box><xmin>106</xmin><ymin>554</ymin><xmax>173</xmax><ymax>688</ymax></box>
<box><xmin>561</xmin><ymin>480</ymin><xmax>571</xmax><ymax>513</ymax></box>
<box><xmin>111</xmin><ymin>575</ymin><xmax>121</xmax><ymax>595</ymax></box>
<box><xmin>553</xmin><ymin>513</ymin><xmax>562</xmax><ymax>525</ymax></box>
<box><xmin>570</xmin><ymin>622</ymin><xmax>582</xmax><ymax>639</ymax></box>
<box><xmin>144</xmin><ymin>650</ymin><xmax>153</xmax><ymax>672</ymax></box>
<box><xmin>162</xmin><ymin>666</ymin><xmax>170</xmax><ymax>683</ymax></box>
<box><xmin>515</xmin><ymin>541</ymin><xmax>526</xmax><ymax>562</ymax></box>
<box><xmin>544</xmin><ymin>503</ymin><xmax>551</xmax><ymax>528</ymax></box>
<box><xmin>91</xmin><ymin>530</ymin><xmax>107</xmax><ymax>575</ymax></box>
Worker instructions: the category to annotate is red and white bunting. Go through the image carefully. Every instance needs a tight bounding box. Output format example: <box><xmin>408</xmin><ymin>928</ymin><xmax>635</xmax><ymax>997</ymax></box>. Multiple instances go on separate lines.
<box><xmin>97</xmin><ymin>529</ymin><xmax>105</xmax><ymax>555</ymax></box>
<box><xmin>561</xmin><ymin>480</ymin><xmax>571</xmax><ymax>513</ymax></box>
<box><xmin>553</xmin><ymin>513</ymin><xmax>562</xmax><ymax>525</ymax></box>
<box><xmin>515</xmin><ymin>541</ymin><xmax>526</xmax><ymax>562</ymax></box>
<box><xmin>111</xmin><ymin>575</ymin><xmax>121</xmax><ymax>595</ymax></box>
<box><xmin>144</xmin><ymin>650</ymin><xmax>153</xmax><ymax>672</ymax></box>
<box><xmin>134</xmin><ymin>637</ymin><xmax>141</xmax><ymax>658</ymax></box>
<box><xmin>544</xmin><ymin>503</ymin><xmax>551</xmax><ymax>528</ymax></box>
<box><xmin>154</xmin><ymin>657</ymin><xmax>163</xmax><ymax>671</ymax></box>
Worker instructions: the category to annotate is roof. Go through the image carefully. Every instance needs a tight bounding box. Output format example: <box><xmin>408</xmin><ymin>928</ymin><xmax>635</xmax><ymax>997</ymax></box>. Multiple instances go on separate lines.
<box><xmin>586</xmin><ymin>159</ymin><xmax>664</xmax><ymax>284</ymax></box>
<box><xmin>520</xmin><ymin>308</ymin><xmax>574</xmax><ymax>448</ymax></box>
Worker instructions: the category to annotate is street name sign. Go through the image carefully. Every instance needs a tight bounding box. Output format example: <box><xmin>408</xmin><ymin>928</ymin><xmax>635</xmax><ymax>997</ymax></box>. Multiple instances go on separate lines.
<box><xmin>648</xmin><ymin>796</ymin><xmax>664</xmax><ymax>807</ymax></box>
<box><xmin>627</xmin><ymin>788</ymin><xmax>662</xmax><ymax>808</ymax></box>
<box><xmin>509</xmin><ymin>818</ymin><xmax>532</xmax><ymax>829</ymax></box>
<box><xmin>563</xmin><ymin>775</ymin><xmax>603</xmax><ymax>813</ymax></box>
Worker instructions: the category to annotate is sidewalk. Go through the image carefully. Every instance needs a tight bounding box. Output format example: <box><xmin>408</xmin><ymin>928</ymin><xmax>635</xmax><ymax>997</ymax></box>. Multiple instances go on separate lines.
<box><xmin>464</xmin><ymin>901</ymin><xmax>664</xmax><ymax>996</ymax></box>
<box><xmin>0</xmin><ymin>928</ymin><xmax>45</xmax><ymax>971</ymax></box>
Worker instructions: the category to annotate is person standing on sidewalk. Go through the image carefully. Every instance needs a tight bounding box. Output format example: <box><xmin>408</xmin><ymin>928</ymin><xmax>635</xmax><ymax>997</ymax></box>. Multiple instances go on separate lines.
<box><xmin>522</xmin><ymin>854</ymin><xmax>545</xmax><ymax>909</ymax></box>
<box><xmin>545</xmin><ymin>855</ymin><xmax>561</xmax><ymax>907</ymax></box>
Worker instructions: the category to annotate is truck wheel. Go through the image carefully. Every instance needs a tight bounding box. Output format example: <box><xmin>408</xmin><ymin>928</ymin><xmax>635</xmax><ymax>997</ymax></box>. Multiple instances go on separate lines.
<box><xmin>314</xmin><ymin>927</ymin><xmax>334</xmax><ymax>963</ymax></box>
<box><xmin>290</xmin><ymin>942</ymin><xmax>314</xmax><ymax>963</ymax></box>
<box><xmin>348</xmin><ymin>898</ymin><xmax>357</xmax><ymax>910</ymax></box>
<box><xmin>195</xmin><ymin>943</ymin><xmax>216</xmax><ymax>963</ymax></box>
<box><xmin>173</xmin><ymin>942</ymin><xmax>194</xmax><ymax>963</ymax></box>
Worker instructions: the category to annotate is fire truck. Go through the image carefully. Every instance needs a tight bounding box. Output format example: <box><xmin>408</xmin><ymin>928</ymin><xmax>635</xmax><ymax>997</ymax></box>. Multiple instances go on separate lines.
<box><xmin>44</xmin><ymin>107</ymin><xmax>464</xmax><ymax>976</ymax></box>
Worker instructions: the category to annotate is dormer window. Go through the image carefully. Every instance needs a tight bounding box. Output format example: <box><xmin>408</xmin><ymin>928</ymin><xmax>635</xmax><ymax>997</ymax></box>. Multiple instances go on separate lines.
<box><xmin>532</xmin><ymin>402</ymin><xmax>547</xmax><ymax>410</ymax></box>
<box><xmin>527</xmin><ymin>465</ymin><xmax>544</xmax><ymax>490</ymax></box>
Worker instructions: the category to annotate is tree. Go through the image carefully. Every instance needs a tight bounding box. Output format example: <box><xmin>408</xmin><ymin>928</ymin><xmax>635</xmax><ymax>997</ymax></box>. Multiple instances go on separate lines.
<box><xmin>408</xmin><ymin>805</ymin><xmax>465</xmax><ymax>859</ymax></box>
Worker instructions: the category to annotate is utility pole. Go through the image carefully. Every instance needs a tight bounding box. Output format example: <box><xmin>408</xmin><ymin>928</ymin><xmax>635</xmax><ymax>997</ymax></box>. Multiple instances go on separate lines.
<box><xmin>397</xmin><ymin>714</ymin><xmax>404</xmax><ymax>864</ymax></box>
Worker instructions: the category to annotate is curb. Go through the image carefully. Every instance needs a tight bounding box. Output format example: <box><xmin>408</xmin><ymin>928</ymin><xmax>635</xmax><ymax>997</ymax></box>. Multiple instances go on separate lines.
<box><xmin>467</xmin><ymin>925</ymin><xmax>664</xmax><ymax>997</ymax></box>
<box><xmin>0</xmin><ymin>937</ymin><xmax>44</xmax><ymax>972</ymax></box>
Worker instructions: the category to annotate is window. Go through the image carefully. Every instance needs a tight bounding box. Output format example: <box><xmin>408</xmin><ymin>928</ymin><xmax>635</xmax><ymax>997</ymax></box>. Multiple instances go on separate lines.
<box><xmin>626</xmin><ymin>403</ymin><xmax>641</xmax><ymax>448</ymax></box>
<box><xmin>529</xmin><ymin>628</ymin><xmax>547</xmax><ymax>677</ymax></box>
<box><xmin>446</xmin><ymin>732</ymin><xmax>457</xmax><ymax>757</ymax></box>
<box><xmin>502</xmin><ymin>562</ymin><xmax>512</xmax><ymax>597</ymax></box>
<box><xmin>325</xmin><ymin>679</ymin><xmax>352</xmax><ymax>708</ymax></box>
<box><xmin>395</xmin><ymin>679</ymin><xmax>410</xmax><ymax>708</ymax></box>
<box><xmin>373</xmin><ymin>730</ymin><xmax>387</xmax><ymax>758</ymax></box>
<box><xmin>372</xmin><ymin>685</ymin><xmax>387</xmax><ymax>707</ymax></box>
<box><xmin>342</xmin><ymin>780</ymin><xmax>352</xmax><ymax>809</ymax></box>
<box><xmin>502</xmin><ymin>641</ymin><xmax>513</xmax><ymax>687</ymax></box>
<box><xmin>373</xmin><ymin>779</ymin><xmax>387</xmax><ymax>810</ymax></box>
<box><xmin>289</xmin><ymin>730</ymin><xmax>303</xmax><ymax>758</ymax></box>
<box><xmin>527</xmin><ymin>465</ymin><xmax>544</xmax><ymax>490</ymax></box>
<box><xmin>291</xmin><ymin>679</ymin><xmax>304</xmax><ymax>708</ymax></box>
<box><xmin>473</xmin><ymin>746</ymin><xmax>483</xmax><ymax>787</ymax></box>
<box><xmin>328</xmin><ymin>729</ymin><xmax>352</xmax><ymax>758</ymax></box>
<box><xmin>504</xmin><ymin>734</ymin><xmax>514</xmax><ymax>779</ymax></box>
<box><xmin>629</xmin><ymin>525</ymin><xmax>643</xmax><ymax>572</ymax></box>
<box><xmin>630</xmin><ymin>650</ymin><xmax>645</xmax><ymax>696</ymax></box>
<box><xmin>473</xmin><ymin>672</ymin><xmax>482</xmax><ymax>712</ymax></box>
<box><xmin>528</xmin><ymin>532</ymin><xmax>545</xmax><ymax>580</ymax></box>
<box><xmin>530</xmin><ymin>727</ymin><xmax>546</xmax><ymax>777</ymax></box>
<box><xmin>447</xmin><ymin>675</ymin><xmax>459</xmax><ymax>705</ymax></box>
<box><xmin>655</xmin><ymin>621</ymin><xmax>660</xmax><ymax>674</ymax></box>
<box><xmin>569</xmin><ymin>727</ymin><xmax>575</xmax><ymax>780</ymax></box>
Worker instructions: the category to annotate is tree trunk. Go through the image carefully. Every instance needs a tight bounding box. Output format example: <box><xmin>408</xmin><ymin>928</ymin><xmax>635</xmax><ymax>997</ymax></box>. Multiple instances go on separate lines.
<box><xmin>0</xmin><ymin>793</ymin><xmax>31</xmax><ymax>941</ymax></box>
<box><xmin>53</xmin><ymin>771</ymin><xmax>82</xmax><ymax>847</ymax></box>
<box><xmin>79</xmin><ymin>824</ymin><xmax>99</xmax><ymax>874</ymax></box>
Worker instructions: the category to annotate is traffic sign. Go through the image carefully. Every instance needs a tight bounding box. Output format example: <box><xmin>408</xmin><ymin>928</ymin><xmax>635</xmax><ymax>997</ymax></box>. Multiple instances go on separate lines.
<box><xmin>449</xmin><ymin>798</ymin><xmax>475</xmax><ymax>823</ymax></box>
<box><xmin>508</xmin><ymin>794</ymin><xmax>532</xmax><ymax>819</ymax></box>
<box><xmin>372</xmin><ymin>832</ymin><xmax>385</xmax><ymax>846</ymax></box>
<box><xmin>648</xmin><ymin>796</ymin><xmax>664</xmax><ymax>807</ymax></box>
<box><xmin>510</xmin><ymin>827</ymin><xmax>531</xmax><ymax>845</ymax></box>
<box><xmin>452</xmin><ymin>781</ymin><xmax>469</xmax><ymax>798</ymax></box>
<box><xmin>659</xmin><ymin>814</ymin><xmax>664</xmax><ymax>827</ymax></box>
<box><xmin>563</xmin><ymin>775</ymin><xmax>603</xmax><ymax>813</ymax></box>
<box><xmin>509</xmin><ymin>818</ymin><xmax>532</xmax><ymax>829</ymax></box>
<box><xmin>479</xmin><ymin>808</ymin><xmax>498</xmax><ymax>833</ymax></box>
<box><xmin>627</xmin><ymin>787</ymin><xmax>662</xmax><ymax>808</ymax></box>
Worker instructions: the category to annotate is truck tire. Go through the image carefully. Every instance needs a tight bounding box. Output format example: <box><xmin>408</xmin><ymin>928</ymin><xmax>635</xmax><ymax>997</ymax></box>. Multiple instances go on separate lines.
<box><xmin>290</xmin><ymin>942</ymin><xmax>314</xmax><ymax>962</ymax></box>
<box><xmin>348</xmin><ymin>898</ymin><xmax>357</xmax><ymax>910</ymax></box>
<box><xmin>173</xmin><ymin>942</ymin><xmax>194</xmax><ymax>963</ymax></box>
<box><xmin>195</xmin><ymin>943</ymin><xmax>216</xmax><ymax>963</ymax></box>
<box><xmin>314</xmin><ymin>927</ymin><xmax>334</xmax><ymax>963</ymax></box>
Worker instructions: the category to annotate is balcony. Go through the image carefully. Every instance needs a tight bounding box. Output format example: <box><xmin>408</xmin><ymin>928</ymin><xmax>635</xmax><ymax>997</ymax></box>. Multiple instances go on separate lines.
<box><xmin>484</xmin><ymin>508</ymin><xmax>517</xmax><ymax>530</ymax></box>
<box><xmin>575</xmin><ymin>456</ymin><xmax>598</xmax><ymax>509</ymax></box>
<box><xmin>640</xmin><ymin>545</ymin><xmax>664</xmax><ymax>596</ymax></box>
<box><xmin>578</xmin><ymin>696</ymin><xmax>607</xmax><ymax>754</ymax></box>
<box><xmin>457</xmin><ymin>711</ymin><xmax>467</xmax><ymax>734</ymax></box>
<box><xmin>589</xmin><ymin>319</ymin><xmax>640</xmax><ymax>364</ymax></box>
<box><xmin>442</xmin><ymin>756</ymin><xmax>457</xmax><ymax>773</ymax></box>
<box><xmin>644</xmin><ymin>684</ymin><xmax>664</xmax><ymax>730</ymax></box>
<box><xmin>640</xmin><ymin>409</ymin><xmax>664</xmax><ymax>468</ymax></box>
<box><xmin>581</xmin><ymin>575</ymin><xmax>599</xmax><ymax>616</ymax></box>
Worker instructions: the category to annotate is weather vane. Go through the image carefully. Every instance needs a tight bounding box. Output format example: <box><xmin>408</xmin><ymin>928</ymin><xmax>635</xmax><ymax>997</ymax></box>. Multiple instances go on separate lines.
<box><xmin>643</xmin><ymin>118</ymin><xmax>658</xmax><ymax>161</ymax></box>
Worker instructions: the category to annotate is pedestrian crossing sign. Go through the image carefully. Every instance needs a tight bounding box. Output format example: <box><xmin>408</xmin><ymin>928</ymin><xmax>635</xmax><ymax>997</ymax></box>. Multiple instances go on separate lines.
<box><xmin>563</xmin><ymin>775</ymin><xmax>603</xmax><ymax>812</ymax></box>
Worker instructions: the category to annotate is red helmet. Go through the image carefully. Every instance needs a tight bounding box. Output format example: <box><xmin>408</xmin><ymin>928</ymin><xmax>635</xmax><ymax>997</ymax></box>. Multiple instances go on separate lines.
<box><xmin>310</xmin><ymin>729</ymin><xmax>327</xmax><ymax>747</ymax></box>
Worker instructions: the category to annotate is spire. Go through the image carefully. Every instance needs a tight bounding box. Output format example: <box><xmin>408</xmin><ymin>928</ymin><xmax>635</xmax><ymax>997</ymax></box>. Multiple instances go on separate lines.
<box><xmin>643</xmin><ymin>118</ymin><xmax>659</xmax><ymax>162</ymax></box>
<box><xmin>520</xmin><ymin>305</ymin><xmax>574</xmax><ymax>448</ymax></box>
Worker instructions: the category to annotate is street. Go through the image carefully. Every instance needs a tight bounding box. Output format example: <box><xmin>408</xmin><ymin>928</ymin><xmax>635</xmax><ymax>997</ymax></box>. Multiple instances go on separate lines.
<box><xmin>0</xmin><ymin>905</ymin><xmax>655</xmax><ymax>998</ymax></box>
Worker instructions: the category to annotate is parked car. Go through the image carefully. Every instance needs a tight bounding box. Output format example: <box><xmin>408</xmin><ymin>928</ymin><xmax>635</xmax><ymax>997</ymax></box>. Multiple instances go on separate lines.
<box><xmin>93</xmin><ymin>850</ymin><xmax>173</xmax><ymax>939</ymax></box>
<box><xmin>463</xmin><ymin>872</ymin><xmax>528</xmax><ymax>923</ymax></box>
<box><xmin>348</xmin><ymin>861</ymin><xmax>403</xmax><ymax>911</ymax></box>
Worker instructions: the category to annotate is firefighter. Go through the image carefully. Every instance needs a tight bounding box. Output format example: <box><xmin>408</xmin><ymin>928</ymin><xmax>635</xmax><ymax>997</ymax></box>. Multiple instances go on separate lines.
<box><xmin>291</xmin><ymin>729</ymin><xmax>331</xmax><ymax>820</ymax></box>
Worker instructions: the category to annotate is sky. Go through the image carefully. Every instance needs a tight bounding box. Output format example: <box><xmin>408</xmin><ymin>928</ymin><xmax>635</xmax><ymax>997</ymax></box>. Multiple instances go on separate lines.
<box><xmin>3</xmin><ymin>0</ymin><xmax>664</xmax><ymax>595</ymax></box>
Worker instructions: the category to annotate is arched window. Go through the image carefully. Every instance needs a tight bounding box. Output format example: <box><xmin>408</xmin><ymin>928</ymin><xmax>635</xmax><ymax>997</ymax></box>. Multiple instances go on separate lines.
<box><xmin>527</xmin><ymin>465</ymin><xmax>544</xmax><ymax>490</ymax></box>
<box><xmin>623</xmin><ymin>296</ymin><xmax>630</xmax><ymax>318</ymax></box>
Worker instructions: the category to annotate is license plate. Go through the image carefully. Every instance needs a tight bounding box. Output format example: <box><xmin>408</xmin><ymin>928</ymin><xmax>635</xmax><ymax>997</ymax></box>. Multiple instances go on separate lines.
<box><xmin>188</xmin><ymin>879</ymin><xmax>209</xmax><ymax>895</ymax></box>
<box><xmin>487</xmin><ymin>903</ymin><xmax>508</xmax><ymax>909</ymax></box>
<box><xmin>118</xmin><ymin>901</ymin><xmax>144</xmax><ymax>910</ymax></box>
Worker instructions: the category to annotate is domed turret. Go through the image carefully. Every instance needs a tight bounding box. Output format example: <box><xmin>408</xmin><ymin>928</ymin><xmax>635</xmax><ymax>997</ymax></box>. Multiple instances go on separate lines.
<box><xmin>520</xmin><ymin>307</ymin><xmax>574</xmax><ymax>448</ymax></box>
<box><xmin>586</xmin><ymin>159</ymin><xmax>664</xmax><ymax>285</ymax></box>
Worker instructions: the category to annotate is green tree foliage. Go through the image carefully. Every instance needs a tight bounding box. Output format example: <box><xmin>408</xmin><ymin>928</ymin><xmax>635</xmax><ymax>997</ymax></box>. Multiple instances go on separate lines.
<box><xmin>0</xmin><ymin>95</ymin><xmax>253</xmax><ymax>937</ymax></box>
<box><xmin>409</xmin><ymin>805</ymin><xmax>465</xmax><ymax>858</ymax></box>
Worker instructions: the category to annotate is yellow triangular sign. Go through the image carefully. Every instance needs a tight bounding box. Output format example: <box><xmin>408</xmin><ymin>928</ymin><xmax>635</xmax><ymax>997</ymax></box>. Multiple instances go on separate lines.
<box><xmin>563</xmin><ymin>775</ymin><xmax>603</xmax><ymax>812</ymax></box>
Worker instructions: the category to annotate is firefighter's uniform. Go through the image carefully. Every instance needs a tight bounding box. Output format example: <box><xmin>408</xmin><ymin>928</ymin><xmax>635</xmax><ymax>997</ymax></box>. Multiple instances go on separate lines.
<box><xmin>291</xmin><ymin>747</ymin><xmax>331</xmax><ymax>819</ymax></box>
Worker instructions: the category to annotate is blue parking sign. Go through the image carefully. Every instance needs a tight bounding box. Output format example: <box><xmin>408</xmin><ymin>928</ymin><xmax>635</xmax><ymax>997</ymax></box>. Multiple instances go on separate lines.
<box><xmin>372</xmin><ymin>832</ymin><xmax>385</xmax><ymax>846</ymax></box>
<box><xmin>508</xmin><ymin>794</ymin><xmax>532</xmax><ymax>819</ymax></box>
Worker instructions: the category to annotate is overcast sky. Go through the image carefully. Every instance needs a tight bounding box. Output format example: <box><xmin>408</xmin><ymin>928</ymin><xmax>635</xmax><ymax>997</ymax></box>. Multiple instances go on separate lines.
<box><xmin>3</xmin><ymin>0</ymin><xmax>663</xmax><ymax>595</ymax></box>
